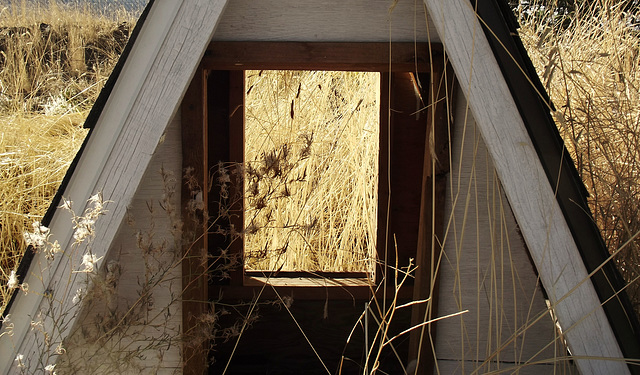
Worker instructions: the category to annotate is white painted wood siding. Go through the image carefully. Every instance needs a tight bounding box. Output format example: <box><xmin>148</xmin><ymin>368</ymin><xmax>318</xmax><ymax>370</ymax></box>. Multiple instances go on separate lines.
<box><xmin>60</xmin><ymin>113</ymin><xmax>183</xmax><ymax>373</ymax></box>
<box><xmin>435</xmin><ymin>90</ymin><xmax>576</xmax><ymax>374</ymax></box>
<box><xmin>213</xmin><ymin>0</ymin><xmax>438</xmax><ymax>42</ymax></box>
<box><xmin>424</xmin><ymin>0</ymin><xmax>627</xmax><ymax>373</ymax></box>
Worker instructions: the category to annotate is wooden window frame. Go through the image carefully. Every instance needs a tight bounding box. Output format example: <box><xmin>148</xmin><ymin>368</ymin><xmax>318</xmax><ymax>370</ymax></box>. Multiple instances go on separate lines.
<box><xmin>183</xmin><ymin>41</ymin><xmax>449</xmax><ymax>295</ymax></box>
<box><xmin>182</xmin><ymin>41</ymin><xmax>452</xmax><ymax>374</ymax></box>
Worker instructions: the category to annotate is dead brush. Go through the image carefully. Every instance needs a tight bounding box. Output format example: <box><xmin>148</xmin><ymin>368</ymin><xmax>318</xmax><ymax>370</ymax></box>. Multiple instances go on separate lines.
<box><xmin>517</xmin><ymin>0</ymin><xmax>640</xmax><ymax>317</ymax></box>
<box><xmin>242</xmin><ymin>70</ymin><xmax>380</xmax><ymax>274</ymax></box>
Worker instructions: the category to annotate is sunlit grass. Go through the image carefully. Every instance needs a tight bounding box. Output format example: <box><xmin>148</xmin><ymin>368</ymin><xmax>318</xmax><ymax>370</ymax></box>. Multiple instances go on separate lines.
<box><xmin>0</xmin><ymin>1</ymin><xmax>136</xmax><ymax>312</ymax></box>
<box><xmin>243</xmin><ymin>70</ymin><xmax>380</xmax><ymax>273</ymax></box>
<box><xmin>517</xmin><ymin>0</ymin><xmax>640</xmax><ymax>316</ymax></box>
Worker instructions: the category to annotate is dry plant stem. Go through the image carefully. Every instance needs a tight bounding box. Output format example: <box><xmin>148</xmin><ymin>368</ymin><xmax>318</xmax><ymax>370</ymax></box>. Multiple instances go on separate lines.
<box><xmin>4</xmin><ymin>0</ymin><xmax>640</xmax><ymax>372</ymax></box>
<box><xmin>221</xmin><ymin>282</ymin><xmax>269</xmax><ymax>374</ymax></box>
<box><xmin>363</xmin><ymin>238</ymin><xmax>412</xmax><ymax>374</ymax></box>
<box><xmin>58</xmin><ymin>168</ymin><xmax>260</xmax><ymax>372</ymax></box>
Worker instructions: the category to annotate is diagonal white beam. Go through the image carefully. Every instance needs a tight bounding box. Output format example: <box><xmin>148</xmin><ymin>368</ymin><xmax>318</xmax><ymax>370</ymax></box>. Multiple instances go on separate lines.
<box><xmin>423</xmin><ymin>0</ymin><xmax>627</xmax><ymax>373</ymax></box>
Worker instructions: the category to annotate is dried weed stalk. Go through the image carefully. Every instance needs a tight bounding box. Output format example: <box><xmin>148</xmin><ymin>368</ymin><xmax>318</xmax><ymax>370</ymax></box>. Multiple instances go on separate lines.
<box><xmin>518</xmin><ymin>0</ymin><xmax>640</xmax><ymax>315</ymax></box>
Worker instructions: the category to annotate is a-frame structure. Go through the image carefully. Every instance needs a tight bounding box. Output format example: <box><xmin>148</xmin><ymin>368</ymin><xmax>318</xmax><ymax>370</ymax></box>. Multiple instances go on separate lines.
<box><xmin>1</xmin><ymin>0</ymin><xmax>638</xmax><ymax>374</ymax></box>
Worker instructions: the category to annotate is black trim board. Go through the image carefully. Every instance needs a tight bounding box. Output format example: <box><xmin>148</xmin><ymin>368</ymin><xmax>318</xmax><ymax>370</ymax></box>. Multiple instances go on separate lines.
<box><xmin>471</xmin><ymin>0</ymin><xmax>640</xmax><ymax>368</ymax></box>
<box><xmin>0</xmin><ymin>0</ymin><xmax>156</xmax><ymax>325</ymax></box>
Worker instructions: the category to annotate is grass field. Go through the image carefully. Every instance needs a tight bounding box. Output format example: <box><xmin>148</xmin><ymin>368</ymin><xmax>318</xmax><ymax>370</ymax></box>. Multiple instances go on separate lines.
<box><xmin>516</xmin><ymin>0</ymin><xmax>640</xmax><ymax>315</ymax></box>
<box><xmin>243</xmin><ymin>70</ymin><xmax>380</xmax><ymax>273</ymax></box>
<box><xmin>0</xmin><ymin>1</ymin><xmax>135</xmax><ymax>310</ymax></box>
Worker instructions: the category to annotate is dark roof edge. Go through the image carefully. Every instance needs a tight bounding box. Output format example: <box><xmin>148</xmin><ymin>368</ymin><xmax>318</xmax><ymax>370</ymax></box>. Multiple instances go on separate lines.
<box><xmin>472</xmin><ymin>0</ymin><xmax>640</xmax><ymax>368</ymax></box>
<box><xmin>0</xmin><ymin>0</ymin><xmax>156</xmax><ymax>324</ymax></box>
<box><xmin>82</xmin><ymin>0</ymin><xmax>156</xmax><ymax>131</ymax></box>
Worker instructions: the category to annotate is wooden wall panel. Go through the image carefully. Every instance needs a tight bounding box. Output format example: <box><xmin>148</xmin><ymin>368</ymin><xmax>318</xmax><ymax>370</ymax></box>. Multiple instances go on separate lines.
<box><xmin>434</xmin><ymin>90</ymin><xmax>575</xmax><ymax>373</ymax></box>
<box><xmin>212</xmin><ymin>0</ymin><xmax>438</xmax><ymax>42</ymax></box>
<box><xmin>424</xmin><ymin>1</ymin><xmax>627</xmax><ymax>373</ymax></box>
<box><xmin>61</xmin><ymin>113</ymin><xmax>184</xmax><ymax>373</ymax></box>
<box><xmin>0</xmin><ymin>2</ymin><xmax>227</xmax><ymax>373</ymax></box>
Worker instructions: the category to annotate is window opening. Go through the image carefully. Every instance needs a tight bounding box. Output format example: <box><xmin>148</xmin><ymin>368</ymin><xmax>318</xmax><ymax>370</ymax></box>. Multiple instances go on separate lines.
<box><xmin>243</xmin><ymin>70</ymin><xmax>380</xmax><ymax>279</ymax></box>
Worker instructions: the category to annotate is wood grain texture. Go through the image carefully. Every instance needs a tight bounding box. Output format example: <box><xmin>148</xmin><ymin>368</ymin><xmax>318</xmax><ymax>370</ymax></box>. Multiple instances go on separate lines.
<box><xmin>409</xmin><ymin>60</ymin><xmax>454</xmax><ymax>374</ymax></box>
<box><xmin>423</xmin><ymin>0</ymin><xmax>627</xmax><ymax>373</ymax></box>
<box><xmin>180</xmin><ymin>66</ymin><xmax>209</xmax><ymax>375</ymax></box>
<box><xmin>210</xmin><ymin>299</ymin><xmax>413</xmax><ymax>374</ymax></box>
<box><xmin>0</xmin><ymin>1</ymin><xmax>228</xmax><ymax>373</ymax></box>
<box><xmin>212</xmin><ymin>0</ymin><xmax>438</xmax><ymax>43</ymax></box>
<box><xmin>203</xmin><ymin>42</ymin><xmax>439</xmax><ymax>72</ymax></box>
<box><xmin>435</xmin><ymin>92</ymin><xmax>571</xmax><ymax>373</ymax></box>
<box><xmin>436</xmin><ymin>360</ymin><xmax>579</xmax><ymax>375</ymax></box>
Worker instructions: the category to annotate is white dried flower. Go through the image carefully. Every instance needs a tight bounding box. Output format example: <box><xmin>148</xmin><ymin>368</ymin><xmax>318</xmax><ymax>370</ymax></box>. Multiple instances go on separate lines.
<box><xmin>281</xmin><ymin>295</ymin><xmax>294</xmax><ymax>309</ymax></box>
<box><xmin>55</xmin><ymin>342</ymin><xmax>66</xmax><ymax>355</ymax></box>
<box><xmin>58</xmin><ymin>197</ymin><xmax>72</xmax><ymax>211</ymax></box>
<box><xmin>30</xmin><ymin>319</ymin><xmax>43</xmax><ymax>331</ymax></box>
<box><xmin>72</xmin><ymin>288</ymin><xmax>83</xmax><ymax>304</ymax></box>
<box><xmin>37</xmin><ymin>222</ymin><xmax>50</xmax><ymax>235</ymax></box>
<box><xmin>1</xmin><ymin>314</ymin><xmax>14</xmax><ymax>337</ymax></box>
<box><xmin>75</xmin><ymin>253</ymin><xmax>102</xmax><ymax>273</ymax></box>
<box><xmin>68</xmin><ymin>193</ymin><xmax>109</xmax><ymax>243</ymax></box>
<box><xmin>42</xmin><ymin>239</ymin><xmax>62</xmax><ymax>261</ymax></box>
<box><xmin>88</xmin><ymin>193</ymin><xmax>104</xmax><ymax>209</ymax></box>
<box><xmin>189</xmin><ymin>190</ymin><xmax>204</xmax><ymax>211</ymax></box>
<box><xmin>14</xmin><ymin>353</ymin><xmax>24</xmax><ymax>368</ymax></box>
<box><xmin>23</xmin><ymin>221</ymin><xmax>49</xmax><ymax>249</ymax></box>
<box><xmin>7</xmin><ymin>270</ymin><xmax>18</xmax><ymax>290</ymax></box>
<box><xmin>80</xmin><ymin>217</ymin><xmax>96</xmax><ymax>228</ymax></box>
<box><xmin>44</xmin><ymin>364</ymin><xmax>56</xmax><ymax>374</ymax></box>
<box><xmin>73</xmin><ymin>226</ymin><xmax>90</xmax><ymax>242</ymax></box>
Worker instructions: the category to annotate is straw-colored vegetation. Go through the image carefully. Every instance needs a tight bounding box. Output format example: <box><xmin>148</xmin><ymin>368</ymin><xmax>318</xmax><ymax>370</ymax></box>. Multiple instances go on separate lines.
<box><xmin>243</xmin><ymin>70</ymin><xmax>380</xmax><ymax>273</ymax></box>
<box><xmin>0</xmin><ymin>2</ymin><xmax>136</xmax><ymax>311</ymax></box>
<box><xmin>516</xmin><ymin>0</ymin><xmax>640</xmax><ymax>316</ymax></box>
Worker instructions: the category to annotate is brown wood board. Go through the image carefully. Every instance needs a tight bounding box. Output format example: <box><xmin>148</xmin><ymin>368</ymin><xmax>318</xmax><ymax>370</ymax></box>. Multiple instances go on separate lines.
<box><xmin>181</xmin><ymin>67</ymin><xmax>209</xmax><ymax>375</ymax></box>
<box><xmin>203</xmin><ymin>42</ymin><xmax>441</xmax><ymax>72</ymax></box>
<box><xmin>210</xmin><ymin>299</ymin><xmax>413</xmax><ymax>375</ymax></box>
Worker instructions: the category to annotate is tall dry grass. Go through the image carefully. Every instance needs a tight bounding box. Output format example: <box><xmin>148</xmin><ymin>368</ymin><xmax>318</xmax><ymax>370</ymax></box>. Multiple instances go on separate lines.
<box><xmin>243</xmin><ymin>70</ymin><xmax>380</xmax><ymax>273</ymax></box>
<box><xmin>516</xmin><ymin>0</ymin><xmax>640</xmax><ymax>316</ymax></box>
<box><xmin>0</xmin><ymin>2</ymin><xmax>136</xmax><ymax>311</ymax></box>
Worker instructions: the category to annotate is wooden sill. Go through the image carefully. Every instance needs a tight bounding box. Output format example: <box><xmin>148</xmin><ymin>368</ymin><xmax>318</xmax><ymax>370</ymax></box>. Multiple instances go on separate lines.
<box><xmin>244</xmin><ymin>275</ymin><xmax>372</xmax><ymax>288</ymax></box>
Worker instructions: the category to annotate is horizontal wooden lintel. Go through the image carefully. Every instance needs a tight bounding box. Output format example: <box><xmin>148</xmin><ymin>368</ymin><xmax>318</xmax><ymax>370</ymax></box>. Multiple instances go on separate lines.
<box><xmin>202</xmin><ymin>41</ymin><xmax>442</xmax><ymax>72</ymax></box>
<box><xmin>244</xmin><ymin>276</ymin><xmax>372</xmax><ymax>288</ymax></box>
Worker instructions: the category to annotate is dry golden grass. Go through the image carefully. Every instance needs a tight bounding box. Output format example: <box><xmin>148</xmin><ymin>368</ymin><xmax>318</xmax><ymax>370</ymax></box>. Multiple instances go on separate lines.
<box><xmin>0</xmin><ymin>113</ymin><xmax>87</xmax><ymax>301</ymax></box>
<box><xmin>517</xmin><ymin>0</ymin><xmax>640</xmax><ymax>316</ymax></box>
<box><xmin>243</xmin><ymin>70</ymin><xmax>380</xmax><ymax>273</ymax></box>
<box><xmin>0</xmin><ymin>2</ymin><xmax>136</xmax><ymax>311</ymax></box>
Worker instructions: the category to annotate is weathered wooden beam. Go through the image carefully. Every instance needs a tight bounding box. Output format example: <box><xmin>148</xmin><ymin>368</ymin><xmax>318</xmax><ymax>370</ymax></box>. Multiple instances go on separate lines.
<box><xmin>203</xmin><ymin>42</ymin><xmax>440</xmax><ymax>72</ymax></box>
<box><xmin>181</xmin><ymin>66</ymin><xmax>209</xmax><ymax>375</ymax></box>
<box><xmin>409</xmin><ymin>58</ymin><xmax>455</xmax><ymax>375</ymax></box>
<box><xmin>422</xmin><ymin>0</ymin><xmax>627</xmax><ymax>373</ymax></box>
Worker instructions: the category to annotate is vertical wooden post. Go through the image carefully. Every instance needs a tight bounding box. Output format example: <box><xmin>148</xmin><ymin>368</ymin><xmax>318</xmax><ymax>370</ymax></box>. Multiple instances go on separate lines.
<box><xmin>182</xmin><ymin>66</ymin><xmax>209</xmax><ymax>375</ymax></box>
<box><xmin>409</xmin><ymin>58</ymin><xmax>454</xmax><ymax>374</ymax></box>
<box><xmin>227</xmin><ymin>71</ymin><xmax>245</xmax><ymax>285</ymax></box>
